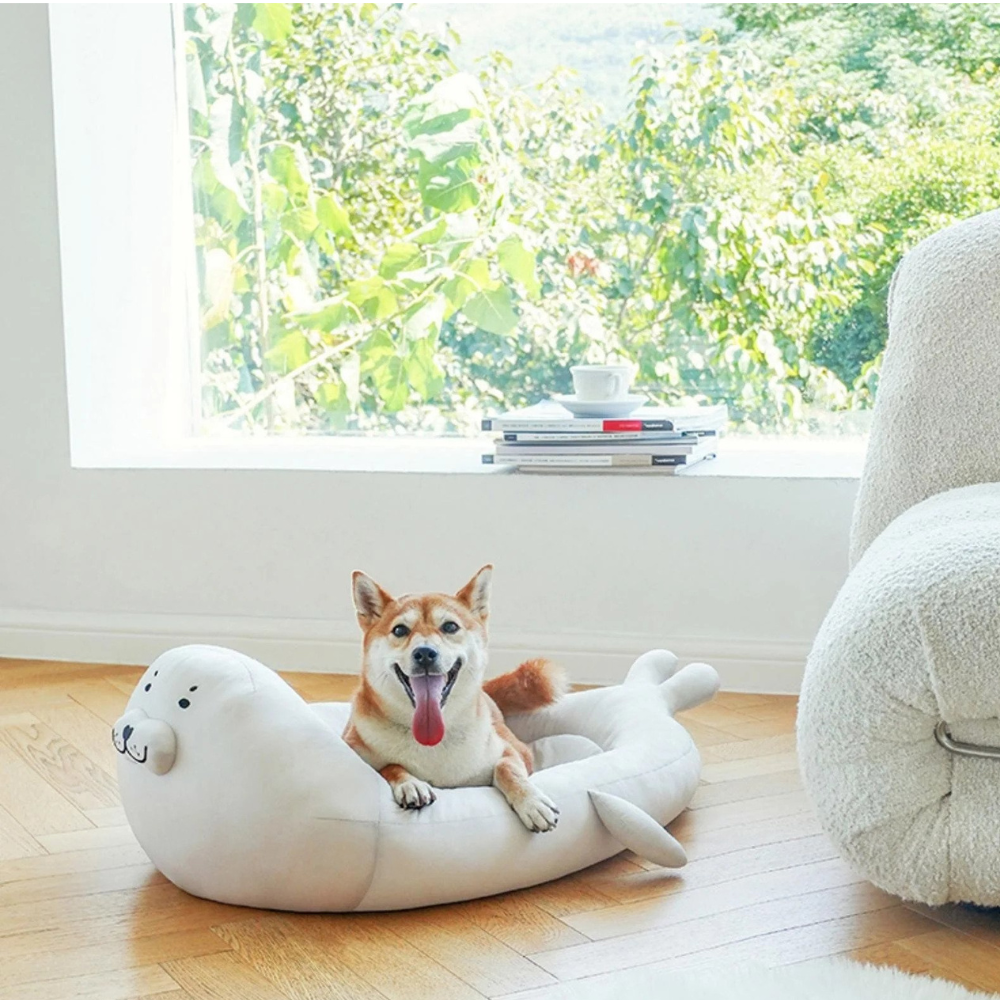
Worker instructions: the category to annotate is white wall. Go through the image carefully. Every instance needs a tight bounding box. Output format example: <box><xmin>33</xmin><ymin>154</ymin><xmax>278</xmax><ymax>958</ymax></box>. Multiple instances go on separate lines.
<box><xmin>0</xmin><ymin>6</ymin><xmax>858</xmax><ymax>692</ymax></box>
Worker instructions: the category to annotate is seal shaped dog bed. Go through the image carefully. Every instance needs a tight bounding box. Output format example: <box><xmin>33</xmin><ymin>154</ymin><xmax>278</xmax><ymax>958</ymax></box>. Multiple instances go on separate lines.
<box><xmin>113</xmin><ymin>644</ymin><xmax>719</xmax><ymax>911</ymax></box>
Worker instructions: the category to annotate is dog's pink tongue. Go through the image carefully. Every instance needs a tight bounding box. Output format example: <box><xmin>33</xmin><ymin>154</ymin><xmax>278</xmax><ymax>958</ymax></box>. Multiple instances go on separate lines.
<box><xmin>411</xmin><ymin>674</ymin><xmax>446</xmax><ymax>746</ymax></box>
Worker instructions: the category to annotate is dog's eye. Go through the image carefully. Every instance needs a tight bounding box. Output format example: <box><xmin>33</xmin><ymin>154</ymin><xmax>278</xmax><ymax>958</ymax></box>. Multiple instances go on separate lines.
<box><xmin>391</xmin><ymin>624</ymin><xmax>410</xmax><ymax>638</ymax></box>
<box><xmin>441</xmin><ymin>621</ymin><xmax>460</xmax><ymax>634</ymax></box>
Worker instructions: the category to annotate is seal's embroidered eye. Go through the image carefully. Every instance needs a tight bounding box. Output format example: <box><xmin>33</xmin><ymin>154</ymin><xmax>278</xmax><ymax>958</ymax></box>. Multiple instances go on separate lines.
<box><xmin>391</xmin><ymin>624</ymin><xmax>410</xmax><ymax>638</ymax></box>
<box><xmin>144</xmin><ymin>683</ymin><xmax>151</xmax><ymax>692</ymax></box>
<box><xmin>189</xmin><ymin>685</ymin><xmax>198</xmax><ymax>692</ymax></box>
<box><xmin>178</xmin><ymin>698</ymin><xmax>191</xmax><ymax>709</ymax></box>
<box><xmin>441</xmin><ymin>621</ymin><xmax>460</xmax><ymax>634</ymax></box>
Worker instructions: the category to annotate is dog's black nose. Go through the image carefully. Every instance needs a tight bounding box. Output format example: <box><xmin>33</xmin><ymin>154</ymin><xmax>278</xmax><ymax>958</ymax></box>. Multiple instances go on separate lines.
<box><xmin>411</xmin><ymin>646</ymin><xmax>439</xmax><ymax>672</ymax></box>
<box><xmin>122</xmin><ymin>724</ymin><xmax>133</xmax><ymax>743</ymax></box>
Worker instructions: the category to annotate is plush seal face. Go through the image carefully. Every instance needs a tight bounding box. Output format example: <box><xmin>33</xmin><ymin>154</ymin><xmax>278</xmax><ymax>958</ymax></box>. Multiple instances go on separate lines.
<box><xmin>112</xmin><ymin>645</ymin><xmax>257</xmax><ymax>776</ymax></box>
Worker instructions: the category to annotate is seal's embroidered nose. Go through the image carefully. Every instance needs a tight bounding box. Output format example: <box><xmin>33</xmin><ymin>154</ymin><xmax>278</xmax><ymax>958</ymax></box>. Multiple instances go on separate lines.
<box><xmin>122</xmin><ymin>724</ymin><xmax>134</xmax><ymax>743</ymax></box>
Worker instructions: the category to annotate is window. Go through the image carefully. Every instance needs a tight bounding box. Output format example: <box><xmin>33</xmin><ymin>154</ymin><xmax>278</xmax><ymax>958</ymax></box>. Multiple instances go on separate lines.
<box><xmin>182</xmin><ymin>3</ymin><xmax>1000</xmax><ymax>442</ymax></box>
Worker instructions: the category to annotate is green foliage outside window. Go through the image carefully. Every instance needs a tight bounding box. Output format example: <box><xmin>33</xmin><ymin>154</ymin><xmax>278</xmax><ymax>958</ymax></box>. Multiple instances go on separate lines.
<box><xmin>184</xmin><ymin>3</ymin><xmax>1000</xmax><ymax>435</ymax></box>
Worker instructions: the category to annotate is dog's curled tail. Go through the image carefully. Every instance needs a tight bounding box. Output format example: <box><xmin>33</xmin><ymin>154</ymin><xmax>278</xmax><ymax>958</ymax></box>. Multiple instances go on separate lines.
<box><xmin>484</xmin><ymin>658</ymin><xmax>568</xmax><ymax>715</ymax></box>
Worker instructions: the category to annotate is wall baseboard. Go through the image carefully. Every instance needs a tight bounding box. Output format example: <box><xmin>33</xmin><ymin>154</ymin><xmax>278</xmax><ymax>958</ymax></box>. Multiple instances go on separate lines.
<box><xmin>0</xmin><ymin>608</ymin><xmax>808</xmax><ymax>694</ymax></box>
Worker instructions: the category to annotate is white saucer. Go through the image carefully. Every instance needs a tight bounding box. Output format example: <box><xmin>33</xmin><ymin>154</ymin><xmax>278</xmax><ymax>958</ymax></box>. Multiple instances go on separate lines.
<box><xmin>551</xmin><ymin>394</ymin><xmax>646</xmax><ymax>418</ymax></box>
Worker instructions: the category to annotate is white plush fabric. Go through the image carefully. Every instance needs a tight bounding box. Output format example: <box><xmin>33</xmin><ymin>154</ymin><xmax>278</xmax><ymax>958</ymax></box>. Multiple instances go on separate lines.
<box><xmin>800</xmin><ymin>483</ymin><xmax>1000</xmax><ymax>905</ymax></box>
<box><xmin>850</xmin><ymin>209</ymin><xmax>1000</xmax><ymax>565</ymax></box>
<box><xmin>801</xmin><ymin>209</ymin><xmax>1000</xmax><ymax>907</ymax></box>
<box><xmin>114</xmin><ymin>645</ymin><xmax>718</xmax><ymax>912</ymax></box>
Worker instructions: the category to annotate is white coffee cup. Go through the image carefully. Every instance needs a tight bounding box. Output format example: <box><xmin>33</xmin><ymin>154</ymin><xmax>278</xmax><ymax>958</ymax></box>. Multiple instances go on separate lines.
<box><xmin>570</xmin><ymin>364</ymin><xmax>634</xmax><ymax>401</ymax></box>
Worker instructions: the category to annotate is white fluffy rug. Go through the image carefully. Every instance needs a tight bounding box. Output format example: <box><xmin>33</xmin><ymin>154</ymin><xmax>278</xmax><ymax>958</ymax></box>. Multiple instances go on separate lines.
<box><xmin>551</xmin><ymin>959</ymin><xmax>997</xmax><ymax>999</ymax></box>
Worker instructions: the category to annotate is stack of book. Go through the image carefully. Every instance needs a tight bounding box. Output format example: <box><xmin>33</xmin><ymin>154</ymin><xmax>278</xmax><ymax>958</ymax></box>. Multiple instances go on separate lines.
<box><xmin>481</xmin><ymin>402</ymin><xmax>727</xmax><ymax>474</ymax></box>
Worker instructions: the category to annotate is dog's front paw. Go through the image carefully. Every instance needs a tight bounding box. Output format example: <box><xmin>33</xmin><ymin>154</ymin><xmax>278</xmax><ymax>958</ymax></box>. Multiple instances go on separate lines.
<box><xmin>513</xmin><ymin>789</ymin><xmax>560</xmax><ymax>832</ymax></box>
<box><xmin>392</xmin><ymin>777</ymin><xmax>436</xmax><ymax>810</ymax></box>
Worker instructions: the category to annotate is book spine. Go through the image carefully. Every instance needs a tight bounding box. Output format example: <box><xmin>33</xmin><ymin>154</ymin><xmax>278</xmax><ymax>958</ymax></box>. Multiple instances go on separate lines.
<box><xmin>494</xmin><ymin>444</ymin><xmax>698</xmax><ymax>457</ymax></box>
<box><xmin>602</xmin><ymin>419</ymin><xmax>676</xmax><ymax>431</ymax></box>
<box><xmin>502</xmin><ymin>431</ymin><xmax>692</xmax><ymax>443</ymax></box>
<box><xmin>486</xmin><ymin>418</ymin><xmax>678</xmax><ymax>433</ymax></box>
<box><xmin>518</xmin><ymin>466</ymin><xmax>679</xmax><ymax>475</ymax></box>
<box><xmin>488</xmin><ymin>454</ymin><xmax>689</xmax><ymax>467</ymax></box>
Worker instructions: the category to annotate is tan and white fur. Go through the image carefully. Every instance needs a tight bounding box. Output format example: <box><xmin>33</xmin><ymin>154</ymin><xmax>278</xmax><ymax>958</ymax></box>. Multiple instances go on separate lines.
<box><xmin>343</xmin><ymin>565</ymin><xmax>566</xmax><ymax>832</ymax></box>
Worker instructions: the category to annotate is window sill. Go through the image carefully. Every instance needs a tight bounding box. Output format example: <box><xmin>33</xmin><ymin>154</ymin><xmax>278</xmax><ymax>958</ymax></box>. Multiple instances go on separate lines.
<box><xmin>73</xmin><ymin>435</ymin><xmax>866</xmax><ymax>479</ymax></box>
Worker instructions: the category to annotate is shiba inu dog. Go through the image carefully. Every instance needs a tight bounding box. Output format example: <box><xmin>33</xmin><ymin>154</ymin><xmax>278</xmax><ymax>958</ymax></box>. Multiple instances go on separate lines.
<box><xmin>343</xmin><ymin>565</ymin><xmax>566</xmax><ymax>832</ymax></box>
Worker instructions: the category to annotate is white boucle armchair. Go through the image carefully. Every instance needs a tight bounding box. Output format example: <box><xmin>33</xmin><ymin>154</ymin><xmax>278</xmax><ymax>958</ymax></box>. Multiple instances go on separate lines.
<box><xmin>798</xmin><ymin>209</ymin><xmax>1000</xmax><ymax>906</ymax></box>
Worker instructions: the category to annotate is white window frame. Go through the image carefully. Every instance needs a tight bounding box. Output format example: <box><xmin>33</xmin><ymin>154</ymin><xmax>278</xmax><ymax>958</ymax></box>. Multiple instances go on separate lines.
<box><xmin>49</xmin><ymin>3</ymin><xmax>864</xmax><ymax>479</ymax></box>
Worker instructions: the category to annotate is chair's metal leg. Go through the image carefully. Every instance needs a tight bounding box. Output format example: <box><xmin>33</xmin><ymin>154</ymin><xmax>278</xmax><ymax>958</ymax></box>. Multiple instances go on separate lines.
<box><xmin>934</xmin><ymin>721</ymin><xmax>1000</xmax><ymax>759</ymax></box>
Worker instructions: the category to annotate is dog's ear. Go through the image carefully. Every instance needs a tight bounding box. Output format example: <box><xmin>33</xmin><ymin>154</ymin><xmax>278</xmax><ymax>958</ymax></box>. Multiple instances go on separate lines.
<box><xmin>456</xmin><ymin>564</ymin><xmax>493</xmax><ymax>620</ymax></box>
<box><xmin>353</xmin><ymin>571</ymin><xmax>393</xmax><ymax>629</ymax></box>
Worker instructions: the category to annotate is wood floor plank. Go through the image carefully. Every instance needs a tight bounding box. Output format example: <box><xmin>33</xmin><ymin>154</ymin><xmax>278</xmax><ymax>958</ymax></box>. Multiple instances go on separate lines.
<box><xmin>30</xmin><ymin>701</ymin><xmax>121</xmax><ymax>777</ymax></box>
<box><xmin>687</xmin><ymin>767</ymin><xmax>802</xmax><ymax>810</ymax></box>
<box><xmin>679</xmin><ymin>701</ymin><xmax>757</xmax><ymax>731</ymax></box>
<box><xmin>0</xmin><ymin>803</ymin><xmax>44</xmax><ymax>861</ymax></box>
<box><xmin>672</xmin><ymin>789</ymin><xmax>810</xmax><ymax>838</ymax></box>
<box><xmin>0</xmin><ymin>883</ymin><xmax>250</xmax><ymax>958</ymax></box>
<box><xmin>0</xmin><ymin>964</ymin><xmax>178</xmax><ymax>1000</ymax></box>
<box><xmin>0</xmin><ymin>930</ymin><xmax>227</xmax><ymax>990</ymax></box>
<box><xmin>905</xmin><ymin>901</ymin><xmax>1000</xmax><ymax>950</ymax></box>
<box><xmin>0</xmin><ymin>659</ymin><xmax>140</xmax><ymax>683</ymax></box>
<box><xmin>212</xmin><ymin>915</ymin><xmax>387</xmax><ymax>1000</ymax></box>
<box><xmin>673</xmin><ymin>807</ymin><xmax>822</xmax><ymax>863</ymax></box>
<box><xmin>529</xmin><ymin>881</ymin><xmax>898</xmax><ymax>980</ymax></box>
<box><xmin>163</xmin><ymin>953</ymin><xmax>286</xmax><ymax>1000</ymax></box>
<box><xmin>499</xmin><ymin>907</ymin><xmax>941</xmax><ymax>1000</ymax></box>
<box><xmin>380</xmin><ymin>907</ymin><xmax>556</xmax><ymax>997</ymax></box>
<box><xmin>282</xmin><ymin>672</ymin><xmax>358</xmax><ymax>702</ymax></box>
<box><xmin>0</xmin><ymin>736</ymin><xmax>93</xmax><ymax>836</ymax></box>
<box><xmin>595</xmin><ymin>833</ymin><xmax>839</xmax><ymax>906</ymax></box>
<box><xmin>287</xmin><ymin>915</ymin><xmax>485</xmax><ymax>1000</ymax></box>
<box><xmin>525</xmin><ymin>856</ymin><xmax>640</xmax><ymax>918</ymax></box>
<box><xmin>0</xmin><ymin>712</ymin><xmax>43</xmax><ymax>727</ymax></box>
<box><xmin>84</xmin><ymin>806</ymin><xmax>129</xmax><ymax>828</ymax></box>
<box><xmin>0</xmin><ymin>841</ymin><xmax>149</xmax><ymax>884</ymax></box>
<box><xmin>0</xmin><ymin>859</ymin><xmax>164</xmax><ymax>907</ymax></box>
<box><xmin>0</xmin><ymin>719</ymin><xmax>119</xmax><ymax>811</ymax></box>
<box><xmin>0</xmin><ymin>690</ymin><xmax>79</xmax><ymax>715</ymax></box>
<box><xmin>721</xmin><ymin>717</ymin><xmax>799</xmax><ymax>739</ymax></box>
<box><xmin>712</xmin><ymin>692</ymin><xmax>777</xmax><ymax>710</ymax></box>
<box><xmin>103</xmin><ymin>676</ymin><xmax>145</xmax><ymax>698</ymax></box>
<box><xmin>455</xmin><ymin>893</ymin><xmax>589</xmax><ymax>954</ymax></box>
<box><xmin>36</xmin><ymin>823</ymin><xmax>137</xmax><ymax>854</ymax></box>
<box><xmin>899</xmin><ymin>931</ymin><xmax>1000</xmax><ymax>994</ymax></box>
<box><xmin>680</xmin><ymin>720</ymin><xmax>742</xmax><ymax>748</ymax></box>
<box><xmin>652</xmin><ymin>905</ymin><xmax>940</xmax><ymax>971</ymax></box>
<box><xmin>700</xmin><ymin>750</ymin><xmax>799</xmax><ymax>784</ymax></box>
<box><xmin>858</xmin><ymin>930</ymin><xmax>1000</xmax><ymax>994</ymax></box>
<box><xmin>65</xmin><ymin>679</ymin><xmax>131</xmax><ymax>727</ymax></box>
<box><xmin>850</xmin><ymin>937</ymin><xmax>938</xmax><ymax>978</ymax></box>
<box><xmin>563</xmin><ymin>856</ymin><xmax>864</xmax><ymax>941</ymax></box>
<box><xmin>705</xmin><ymin>732</ymin><xmax>796</xmax><ymax>761</ymax></box>
<box><xmin>734</xmin><ymin>698</ymin><xmax>799</xmax><ymax>723</ymax></box>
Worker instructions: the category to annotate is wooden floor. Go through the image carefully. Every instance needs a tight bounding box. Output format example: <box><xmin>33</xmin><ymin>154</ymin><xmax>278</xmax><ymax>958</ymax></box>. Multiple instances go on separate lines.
<box><xmin>2</xmin><ymin>662</ymin><xmax>1000</xmax><ymax>1000</ymax></box>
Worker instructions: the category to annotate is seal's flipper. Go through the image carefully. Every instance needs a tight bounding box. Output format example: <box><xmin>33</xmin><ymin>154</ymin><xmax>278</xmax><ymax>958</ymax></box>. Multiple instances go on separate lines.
<box><xmin>661</xmin><ymin>662</ymin><xmax>720</xmax><ymax>715</ymax></box>
<box><xmin>589</xmin><ymin>790</ymin><xmax>687</xmax><ymax>868</ymax></box>
<box><xmin>624</xmin><ymin>649</ymin><xmax>680</xmax><ymax>687</ymax></box>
